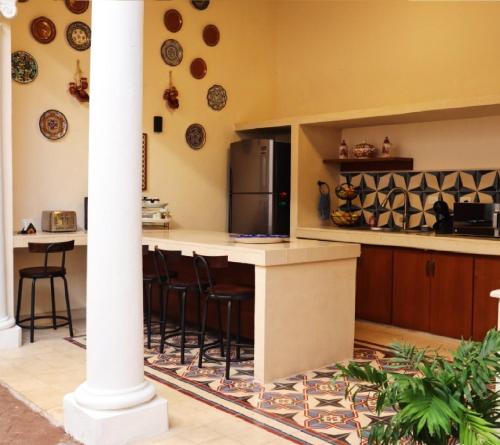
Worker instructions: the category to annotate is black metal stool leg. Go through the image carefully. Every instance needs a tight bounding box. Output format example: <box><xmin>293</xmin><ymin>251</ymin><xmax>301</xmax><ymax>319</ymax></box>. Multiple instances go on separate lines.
<box><xmin>198</xmin><ymin>295</ymin><xmax>210</xmax><ymax>368</ymax></box>
<box><xmin>30</xmin><ymin>279</ymin><xmax>36</xmax><ymax>343</ymax></box>
<box><xmin>50</xmin><ymin>277</ymin><xmax>56</xmax><ymax>329</ymax></box>
<box><xmin>146</xmin><ymin>281</ymin><xmax>153</xmax><ymax>349</ymax></box>
<box><xmin>16</xmin><ymin>277</ymin><xmax>23</xmax><ymax>324</ymax></box>
<box><xmin>217</xmin><ymin>300</ymin><xmax>224</xmax><ymax>357</ymax></box>
<box><xmin>62</xmin><ymin>276</ymin><xmax>74</xmax><ymax>337</ymax></box>
<box><xmin>159</xmin><ymin>285</ymin><xmax>170</xmax><ymax>354</ymax></box>
<box><xmin>196</xmin><ymin>288</ymin><xmax>202</xmax><ymax>344</ymax></box>
<box><xmin>179</xmin><ymin>288</ymin><xmax>187</xmax><ymax>364</ymax></box>
<box><xmin>236</xmin><ymin>300</ymin><xmax>241</xmax><ymax>360</ymax></box>
<box><xmin>225</xmin><ymin>300</ymin><xmax>232</xmax><ymax>380</ymax></box>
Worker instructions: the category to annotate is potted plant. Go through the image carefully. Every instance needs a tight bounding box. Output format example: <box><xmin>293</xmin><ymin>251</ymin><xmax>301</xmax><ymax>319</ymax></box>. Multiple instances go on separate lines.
<box><xmin>335</xmin><ymin>329</ymin><xmax>500</xmax><ymax>445</ymax></box>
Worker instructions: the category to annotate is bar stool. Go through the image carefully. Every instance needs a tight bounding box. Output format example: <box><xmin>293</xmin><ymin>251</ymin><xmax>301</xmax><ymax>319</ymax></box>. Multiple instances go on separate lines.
<box><xmin>16</xmin><ymin>241</ymin><xmax>75</xmax><ymax>343</ymax></box>
<box><xmin>155</xmin><ymin>248</ymin><xmax>220</xmax><ymax>364</ymax></box>
<box><xmin>194</xmin><ymin>252</ymin><xmax>254</xmax><ymax>380</ymax></box>
<box><xmin>143</xmin><ymin>245</ymin><xmax>178</xmax><ymax>349</ymax></box>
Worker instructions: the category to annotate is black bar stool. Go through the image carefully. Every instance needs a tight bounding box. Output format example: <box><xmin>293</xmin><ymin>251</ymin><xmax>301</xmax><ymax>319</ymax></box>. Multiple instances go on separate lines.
<box><xmin>194</xmin><ymin>252</ymin><xmax>254</xmax><ymax>380</ymax></box>
<box><xmin>155</xmin><ymin>248</ymin><xmax>220</xmax><ymax>364</ymax></box>
<box><xmin>143</xmin><ymin>245</ymin><xmax>179</xmax><ymax>349</ymax></box>
<box><xmin>16</xmin><ymin>241</ymin><xmax>75</xmax><ymax>343</ymax></box>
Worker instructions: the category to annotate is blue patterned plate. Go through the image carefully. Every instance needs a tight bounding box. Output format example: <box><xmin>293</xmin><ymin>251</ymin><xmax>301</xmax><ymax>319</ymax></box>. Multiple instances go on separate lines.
<box><xmin>11</xmin><ymin>51</ymin><xmax>38</xmax><ymax>84</ymax></box>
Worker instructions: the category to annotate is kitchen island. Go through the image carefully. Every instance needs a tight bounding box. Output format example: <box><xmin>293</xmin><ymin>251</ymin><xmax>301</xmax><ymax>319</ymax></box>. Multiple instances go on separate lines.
<box><xmin>13</xmin><ymin>229</ymin><xmax>360</xmax><ymax>383</ymax></box>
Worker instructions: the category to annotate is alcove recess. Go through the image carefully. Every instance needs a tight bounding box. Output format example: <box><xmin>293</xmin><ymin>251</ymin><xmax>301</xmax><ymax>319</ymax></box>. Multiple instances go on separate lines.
<box><xmin>235</xmin><ymin>97</ymin><xmax>500</xmax><ymax>234</ymax></box>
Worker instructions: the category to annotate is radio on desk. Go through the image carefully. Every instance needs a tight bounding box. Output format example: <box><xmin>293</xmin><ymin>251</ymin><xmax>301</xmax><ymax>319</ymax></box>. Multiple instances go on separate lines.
<box><xmin>42</xmin><ymin>211</ymin><xmax>77</xmax><ymax>232</ymax></box>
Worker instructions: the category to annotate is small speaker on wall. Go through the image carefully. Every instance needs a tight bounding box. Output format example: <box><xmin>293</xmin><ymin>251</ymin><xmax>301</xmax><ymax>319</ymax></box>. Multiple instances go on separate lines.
<box><xmin>153</xmin><ymin>116</ymin><xmax>163</xmax><ymax>133</ymax></box>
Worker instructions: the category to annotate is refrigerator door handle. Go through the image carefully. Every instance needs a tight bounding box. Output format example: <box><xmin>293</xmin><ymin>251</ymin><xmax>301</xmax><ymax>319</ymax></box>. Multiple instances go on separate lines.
<box><xmin>267</xmin><ymin>195</ymin><xmax>273</xmax><ymax>234</ymax></box>
<box><xmin>260</xmin><ymin>151</ymin><xmax>268</xmax><ymax>191</ymax></box>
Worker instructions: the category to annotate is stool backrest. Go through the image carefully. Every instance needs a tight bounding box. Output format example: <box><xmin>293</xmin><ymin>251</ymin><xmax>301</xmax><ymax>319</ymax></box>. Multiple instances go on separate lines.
<box><xmin>192</xmin><ymin>252</ymin><xmax>228</xmax><ymax>293</ymax></box>
<box><xmin>28</xmin><ymin>240</ymin><xmax>75</xmax><ymax>271</ymax></box>
<box><xmin>154</xmin><ymin>247</ymin><xmax>182</xmax><ymax>282</ymax></box>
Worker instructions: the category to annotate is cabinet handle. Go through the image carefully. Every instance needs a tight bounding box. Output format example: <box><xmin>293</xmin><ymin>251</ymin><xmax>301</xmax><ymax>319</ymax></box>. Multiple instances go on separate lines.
<box><xmin>425</xmin><ymin>260</ymin><xmax>431</xmax><ymax>277</ymax></box>
<box><xmin>431</xmin><ymin>260</ymin><xmax>436</xmax><ymax>278</ymax></box>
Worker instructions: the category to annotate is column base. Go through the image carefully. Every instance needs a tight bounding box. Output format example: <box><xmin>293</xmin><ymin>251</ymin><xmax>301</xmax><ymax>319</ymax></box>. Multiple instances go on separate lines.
<box><xmin>63</xmin><ymin>393</ymin><xmax>168</xmax><ymax>445</ymax></box>
<box><xmin>0</xmin><ymin>323</ymin><xmax>21</xmax><ymax>349</ymax></box>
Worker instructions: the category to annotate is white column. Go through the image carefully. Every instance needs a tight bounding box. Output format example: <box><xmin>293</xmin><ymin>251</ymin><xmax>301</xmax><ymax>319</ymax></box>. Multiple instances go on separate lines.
<box><xmin>491</xmin><ymin>289</ymin><xmax>500</xmax><ymax>329</ymax></box>
<box><xmin>0</xmin><ymin>18</ymin><xmax>21</xmax><ymax>349</ymax></box>
<box><xmin>63</xmin><ymin>1</ymin><xmax>168</xmax><ymax>444</ymax></box>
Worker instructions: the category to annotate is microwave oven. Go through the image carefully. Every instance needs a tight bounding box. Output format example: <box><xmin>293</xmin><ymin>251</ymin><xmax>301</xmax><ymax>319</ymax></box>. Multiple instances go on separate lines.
<box><xmin>453</xmin><ymin>203</ymin><xmax>500</xmax><ymax>238</ymax></box>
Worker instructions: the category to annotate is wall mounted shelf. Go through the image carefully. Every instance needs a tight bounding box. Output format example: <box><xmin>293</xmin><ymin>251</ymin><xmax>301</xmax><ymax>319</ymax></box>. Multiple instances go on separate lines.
<box><xmin>323</xmin><ymin>157</ymin><xmax>414</xmax><ymax>172</ymax></box>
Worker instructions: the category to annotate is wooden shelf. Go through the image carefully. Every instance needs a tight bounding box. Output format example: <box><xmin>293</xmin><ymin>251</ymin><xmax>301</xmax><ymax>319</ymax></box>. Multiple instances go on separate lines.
<box><xmin>323</xmin><ymin>157</ymin><xmax>413</xmax><ymax>172</ymax></box>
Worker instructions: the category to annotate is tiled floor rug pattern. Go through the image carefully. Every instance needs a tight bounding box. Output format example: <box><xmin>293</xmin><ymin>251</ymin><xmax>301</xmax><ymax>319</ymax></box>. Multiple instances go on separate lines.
<box><xmin>66</xmin><ymin>332</ymin><xmax>399</xmax><ymax>445</ymax></box>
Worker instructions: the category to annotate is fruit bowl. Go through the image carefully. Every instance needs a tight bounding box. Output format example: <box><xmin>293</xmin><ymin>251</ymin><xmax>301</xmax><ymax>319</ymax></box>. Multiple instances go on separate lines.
<box><xmin>330</xmin><ymin>210</ymin><xmax>361</xmax><ymax>226</ymax></box>
<box><xmin>335</xmin><ymin>183</ymin><xmax>358</xmax><ymax>200</ymax></box>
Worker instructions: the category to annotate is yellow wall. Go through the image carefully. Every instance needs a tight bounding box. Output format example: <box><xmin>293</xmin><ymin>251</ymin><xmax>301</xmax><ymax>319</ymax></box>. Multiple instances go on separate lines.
<box><xmin>10</xmin><ymin>0</ymin><xmax>276</xmax><ymax>316</ymax></box>
<box><xmin>271</xmin><ymin>0</ymin><xmax>500</xmax><ymax>118</ymax></box>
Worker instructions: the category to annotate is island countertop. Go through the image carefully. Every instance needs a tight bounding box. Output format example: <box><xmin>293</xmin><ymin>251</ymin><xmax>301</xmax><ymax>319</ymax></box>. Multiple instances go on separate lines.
<box><xmin>13</xmin><ymin>229</ymin><xmax>360</xmax><ymax>267</ymax></box>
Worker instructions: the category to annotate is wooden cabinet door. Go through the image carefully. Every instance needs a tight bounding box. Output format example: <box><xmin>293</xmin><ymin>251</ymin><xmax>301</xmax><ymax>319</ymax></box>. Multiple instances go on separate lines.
<box><xmin>393</xmin><ymin>248</ymin><xmax>431</xmax><ymax>332</ymax></box>
<box><xmin>429</xmin><ymin>252</ymin><xmax>473</xmax><ymax>339</ymax></box>
<box><xmin>356</xmin><ymin>245</ymin><xmax>393</xmax><ymax>324</ymax></box>
<box><xmin>473</xmin><ymin>256</ymin><xmax>500</xmax><ymax>341</ymax></box>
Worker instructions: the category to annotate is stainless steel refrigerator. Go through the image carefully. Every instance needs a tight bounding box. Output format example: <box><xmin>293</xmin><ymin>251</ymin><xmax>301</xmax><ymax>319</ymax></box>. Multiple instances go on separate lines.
<box><xmin>229</xmin><ymin>139</ymin><xmax>291</xmax><ymax>235</ymax></box>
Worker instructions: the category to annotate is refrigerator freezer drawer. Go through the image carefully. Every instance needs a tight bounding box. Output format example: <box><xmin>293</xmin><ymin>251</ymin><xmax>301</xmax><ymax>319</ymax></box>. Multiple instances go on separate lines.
<box><xmin>229</xmin><ymin>194</ymin><xmax>273</xmax><ymax>235</ymax></box>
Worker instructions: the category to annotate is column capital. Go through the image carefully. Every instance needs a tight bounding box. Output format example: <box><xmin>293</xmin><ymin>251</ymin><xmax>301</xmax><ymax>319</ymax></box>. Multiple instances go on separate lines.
<box><xmin>0</xmin><ymin>0</ymin><xmax>17</xmax><ymax>19</ymax></box>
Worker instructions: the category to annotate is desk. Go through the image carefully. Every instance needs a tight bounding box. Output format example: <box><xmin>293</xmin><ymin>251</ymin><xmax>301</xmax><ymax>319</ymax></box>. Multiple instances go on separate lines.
<box><xmin>14</xmin><ymin>229</ymin><xmax>360</xmax><ymax>383</ymax></box>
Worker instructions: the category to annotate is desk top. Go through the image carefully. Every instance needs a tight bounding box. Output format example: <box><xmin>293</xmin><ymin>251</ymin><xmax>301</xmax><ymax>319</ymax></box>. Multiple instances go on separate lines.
<box><xmin>13</xmin><ymin>229</ymin><xmax>360</xmax><ymax>267</ymax></box>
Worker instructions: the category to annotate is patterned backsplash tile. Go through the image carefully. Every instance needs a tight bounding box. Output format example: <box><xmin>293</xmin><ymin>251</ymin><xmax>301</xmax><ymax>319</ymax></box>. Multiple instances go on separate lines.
<box><xmin>339</xmin><ymin>169</ymin><xmax>500</xmax><ymax>229</ymax></box>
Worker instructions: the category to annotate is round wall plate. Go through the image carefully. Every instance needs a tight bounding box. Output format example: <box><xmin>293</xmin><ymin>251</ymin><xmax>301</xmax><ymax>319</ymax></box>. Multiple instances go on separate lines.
<box><xmin>66</xmin><ymin>21</ymin><xmax>91</xmax><ymax>51</ymax></box>
<box><xmin>65</xmin><ymin>0</ymin><xmax>89</xmax><ymax>14</ymax></box>
<box><xmin>39</xmin><ymin>110</ymin><xmax>68</xmax><ymax>140</ymax></box>
<box><xmin>31</xmin><ymin>16</ymin><xmax>56</xmax><ymax>44</ymax></box>
<box><xmin>164</xmin><ymin>9</ymin><xmax>183</xmax><ymax>33</ymax></box>
<box><xmin>185</xmin><ymin>123</ymin><xmax>206</xmax><ymax>150</ymax></box>
<box><xmin>207</xmin><ymin>84</ymin><xmax>227</xmax><ymax>111</ymax></box>
<box><xmin>190</xmin><ymin>58</ymin><xmax>207</xmax><ymax>79</ymax></box>
<box><xmin>161</xmin><ymin>39</ymin><xmax>183</xmax><ymax>66</ymax></box>
<box><xmin>203</xmin><ymin>24</ymin><xmax>220</xmax><ymax>47</ymax></box>
<box><xmin>192</xmin><ymin>0</ymin><xmax>210</xmax><ymax>10</ymax></box>
<box><xmin>11</xmin><ymin>51</ymin><xmax>38</xmax><ymax>84</ymax></box>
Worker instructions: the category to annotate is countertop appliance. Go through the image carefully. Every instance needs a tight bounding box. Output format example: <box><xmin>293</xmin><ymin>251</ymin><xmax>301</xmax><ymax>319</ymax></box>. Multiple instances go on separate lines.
<box><xmin>42</xmin><ymin>210</ymin><xmax>77</xmax><ymax>232</ymax></box>
<box><xmin>229</xmin><ymin>139</ymin><xmax>291</xmax><ymax>235</ymax></box>
<box><xmin>453</xmin><ymin>202</ymin><xmax>500</xmax><ymax>237</ymax></box>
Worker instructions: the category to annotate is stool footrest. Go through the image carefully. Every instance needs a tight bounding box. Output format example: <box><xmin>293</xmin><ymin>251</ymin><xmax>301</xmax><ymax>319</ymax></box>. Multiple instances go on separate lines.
<box><xmin>18</xmin><ymin>315</ymin><xmax>70</xmax><ymax>330</ymax></box>
<box><xmin>202</xmin><ymin>343</ymin><xmax>254</xmax><ymax>364</ymax></box>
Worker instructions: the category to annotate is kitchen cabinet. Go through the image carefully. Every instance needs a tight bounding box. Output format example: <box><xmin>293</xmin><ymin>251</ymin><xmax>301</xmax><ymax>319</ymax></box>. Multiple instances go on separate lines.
<box><xmin>429</xmin><ymin>252</ymin><xmax>473</xmax><ymax>339</ymax></box>
<box><xmin>473</xmin><ymin>256</ymin><xmax>500</xmax><ymax>340</ymax></box>
<box><xmin>356</xmin><ymin>245</ymin><xmax>393</xmax><ymax>324</ymax></box>
<box><xmin>393</xmin><ymin>249</ymin><xmax>431</xmax><ymax>332</ymax></box>
<box><xmin>393</xmin><ymin>249</ymin><xmax>473</xmax><ymax>339</ymax></box>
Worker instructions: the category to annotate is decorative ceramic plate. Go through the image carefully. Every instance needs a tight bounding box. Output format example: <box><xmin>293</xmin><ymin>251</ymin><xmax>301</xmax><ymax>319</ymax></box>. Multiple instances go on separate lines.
<box><xmin>30</xmin><ymin>16</ymin><xmax>56</xmax><ymax>44</ymax></box>
<box><xmin>192</xmin><ymin>0</ymin><xmax>210</xmax><ymax>10</ymax></box>
<box><xmin>185</xmin><ymin>123</ymin><xmax>206</xmax><ymax>150</ymax></box>
<box><xmin>39</xmin><ymin>110</ymin><xmax>68</xmax><ymax>140</ymax></box>
<box><xmin>65</xmin><ymin>0</ymin><xmax>89</xmax><ymax>14</ymax></box>
<box><xmin>207</xmin><ymin>84</ymin><xmax>227</xmax><ymax>111</ymax></box>
<box><xmin>66</xmin><ymin>21</ymin><xmax>91</xmax><ymax>51</ymax></box>
<box><xmin>164</xmin><ymin>9</ymin><xmax>183</xmax><ymax>33</ymax></box>
<box><xmin>203</xmin><ymin>24</ymin><xmax>220</xmax><ymax>47</ymax></box>
<box><xmin>190</xmin><ymin>57</ymin><xmax>207</xmax><ymax>79</ymax></box>
<box><xmin>11</xmin><ymin>51</ymin><xmax>38</xmax><ymax>84</ymax></box>
<box><xmin>233</xmin><ymin>234</ymin><xmax>288</xmax><ymax>244</ymax></box>
<box><xmin>161</xmin><ymin>39</ymin><xmax>183</xmax><ymax>66</ymax></box>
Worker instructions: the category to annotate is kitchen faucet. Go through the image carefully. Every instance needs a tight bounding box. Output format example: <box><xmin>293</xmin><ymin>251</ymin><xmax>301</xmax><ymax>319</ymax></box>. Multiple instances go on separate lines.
<box><xmin>380</xmin><ymin>187</ymin><xmax>410</xmax><ymax>230</ymax></box>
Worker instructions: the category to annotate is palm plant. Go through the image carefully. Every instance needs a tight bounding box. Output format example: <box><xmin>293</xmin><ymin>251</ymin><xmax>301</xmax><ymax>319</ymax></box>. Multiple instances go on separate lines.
<box><xmin>335</xmin><ymin>329</ymin><xmax>500</xmax><ymax>445</ymax></box>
